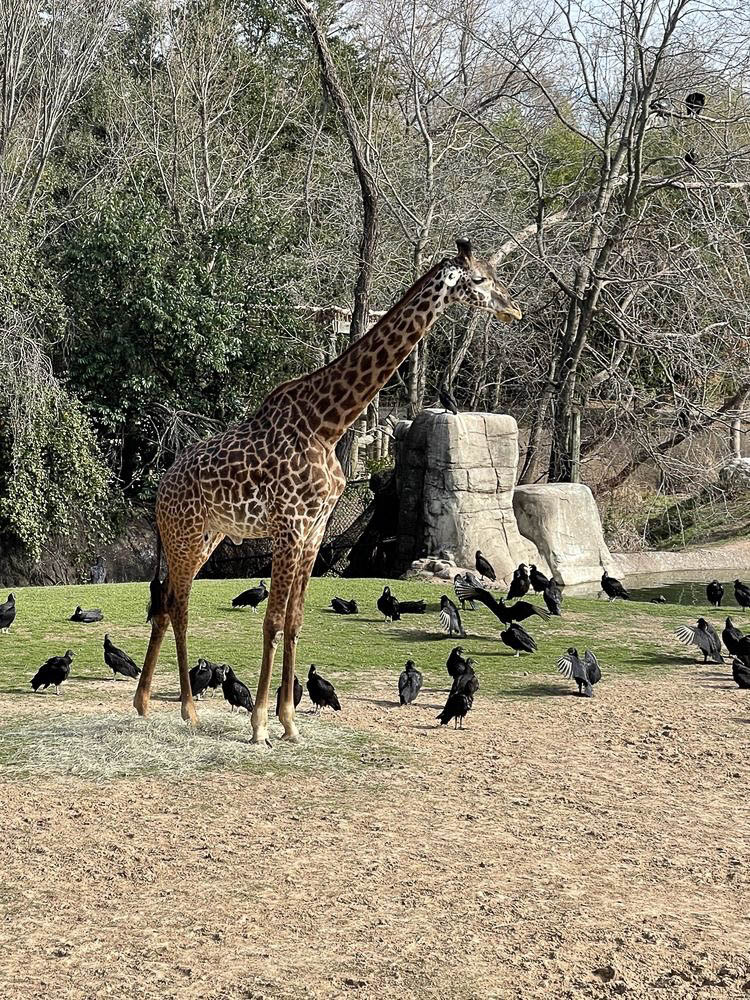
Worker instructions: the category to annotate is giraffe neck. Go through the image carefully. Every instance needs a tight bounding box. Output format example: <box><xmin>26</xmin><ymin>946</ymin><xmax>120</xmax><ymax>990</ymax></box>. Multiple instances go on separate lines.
<box><xmin>300</xmin><ymin>262</ymin><xmax>452</xmax><ymax>443</ymax></box>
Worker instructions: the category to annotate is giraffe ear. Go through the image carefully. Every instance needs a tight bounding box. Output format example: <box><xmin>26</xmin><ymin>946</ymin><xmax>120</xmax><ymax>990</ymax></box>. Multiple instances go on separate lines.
<box><xmin>455</xmin><ymin>238</ymin><xmax>473</xmax><ymax>261</ymax></box>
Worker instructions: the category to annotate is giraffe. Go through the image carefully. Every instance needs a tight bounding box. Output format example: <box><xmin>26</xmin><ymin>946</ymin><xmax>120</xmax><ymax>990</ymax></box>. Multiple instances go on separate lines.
<box><xmin>132</xmin><ymin>239</ymin><xmax>522</xmax><ymax>745</ymax></box>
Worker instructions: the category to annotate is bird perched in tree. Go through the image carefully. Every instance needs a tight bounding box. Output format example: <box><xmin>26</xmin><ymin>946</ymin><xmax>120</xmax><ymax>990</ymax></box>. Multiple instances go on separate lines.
<box><xmin>190</xmin><ymin>659</ymin><xmax>228</xmax><ymax>699</ymax></box>
<box><xmin>649</xmin><ymin>97</ymin><xmax>673</xmax><ymax>117</ymax></box>
<box><xmin>438</xmin><ymin>384</ymin><xmax>458</xmax><ymax>415</ymax></box>
<box><xmin>529</xmin><ymin>565</ymin><xmax>550</xmax><ymax>592</ymax></box>
<box><xmin>0</xmin><ymin>593</ymin><xmax>16</xmax><ymax>633</ymax></box>
<box><xmin>501</xmin><ymin>622</ymin><xmax>536</xmax><ymax>656</ymax></box>
<box><xmin>475</xmin><ymin>550</ymin><xmax>496</xmax><ymax>584</ymax></box>
<box><xmin>446</xmin><ymin>645</ymin><xmax>468</xmax><ymax>678</ymax></box>
<box><xmin>275</xmin><ymin>675</ymin><xmax>303</xmax><ymax>716</ymax></box>
<box><xmin>307</xmin><ymin>664</ymin><xmax>341</xmax><ymax>713</ymax></box>
<box><xmin>543</xmin><ymin>580</ymin><xmax>563</xmax><ymax>617</ymax></box>
<box><xmin>601</xmin><ymin>570</ymin><xmax>631</xmax><ymax>601</ymax></box>
<box><xmin>436</xmin><ymin>691</ymin><xmax>472</xmax><ymax>729</ymax></box>
<box><xmin>232</xmin><ymin>580</ymin><xmax>268</xmax><ymax>611</ymax></box>
<box><xmin>556</xmin><ymin>648</ymin><xmax>601</xmax><ymax>697</ymax></box>
<box><xmin>734</xmin><ymin>579</ymin><xmax>750</xmax><ymax>612</ymax></box>
<box><xmin>398</xmin><ymin>660</ymin><xmax>423</xmax><ymax>706</ymax></box>
<box><xmin>675</xmin><ymin>618</ymin><xmax>724</xmax><ymax>663</ymax></box>
<box><xmin>103</xmin><ymin>634</ymin><xmax>141</xmax><ymax>680</ymax></box>
<box><xmin>707</xmin><ymin>580</ymin><xmax>724</xmax><ymax>608</ymax></box>
<box><xmin>222</xmin><ymin>665</ymin><xmax>254</xmax><ymax>713</ymax></box>
<box><xmin>377</xmin><ymin>586</ymin><xmax>401</xmax><ymax>622</ymax></box>
<box><xmin>722</xmin><ymin>617</ymin><xmax>745</xmax><ymax>657</ymax></box>
<box><xmin>331</xmin><ymin>597</ymin><xmax>359</xmax><ymax>615</ymax></box>
<box><xmin>398</xmin><ymin>599</ymin><xmax>427</xmax><ymax>614</ymax></box>
<box><xmin>507</xmin><ymin>565</ymin><xmax>531</xmax><ymax>600</ymax></box>
<box><xmin>685</xmin><ymin>91</ymin><xmax>705</xmax><ymax>115</ymax></box>
<box><xmin>453</xmin><ymin>575</ymin><xmax>549</xmax><ymax>625</ymax></box>
<box><xmin>439</xmin><ymin>595</ymin><xmax>466</xmax><ymax>637</ymax></box>
<box><xmin>684</xmin><ymin>149</ymin><xmax>699</xmax><ymax>167</ymax></box>
<box><xmin>70</xmin><ymin>605</ymin><xmax>103</xmax><ymax>623</ymax></box>
<box><xmin>732</xmin><ymin>658</ymin><xmax>750</xmax><ymax>689</ymax></box>
<box><xmin>31</xmin><ymin>649</ymin><xmax>74</xmax><ymax>695</ymax></box>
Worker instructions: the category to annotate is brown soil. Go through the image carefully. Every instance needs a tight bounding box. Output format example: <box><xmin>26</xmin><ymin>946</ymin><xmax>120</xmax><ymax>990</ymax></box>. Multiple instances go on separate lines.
<box><xmin>0</xmin><ymin>667</ymin><xmax>748</xmax><ymax>1000</ymax></box>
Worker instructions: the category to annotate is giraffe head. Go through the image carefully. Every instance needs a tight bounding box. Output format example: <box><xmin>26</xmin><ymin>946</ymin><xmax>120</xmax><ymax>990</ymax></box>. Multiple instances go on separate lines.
<box><xmin>442</xmin><ymin>238</ymin><xmax>522</xmax><ymax>322</ymax></box>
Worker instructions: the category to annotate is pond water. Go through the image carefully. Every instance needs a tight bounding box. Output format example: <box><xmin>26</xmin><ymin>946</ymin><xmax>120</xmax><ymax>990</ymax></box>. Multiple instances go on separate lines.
<box><xmin>613</xmin><ymin>575</ymin><xmax>750</xmax><ymax>608</ymax></box>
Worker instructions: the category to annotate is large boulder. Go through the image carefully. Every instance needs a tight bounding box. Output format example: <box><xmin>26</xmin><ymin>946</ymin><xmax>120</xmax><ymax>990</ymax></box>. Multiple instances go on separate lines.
<box><xmin>513</xmin><ymin>483</ymin><xmax>612</xmax><ymax>585</ymax></box>
<box><xmin>719</xmin><ymin>458</ymin><xmax>750</xmax><ymax>492</ymax></box>
<box><xmin>394</xmin><ymin>410</ymin><xmax>546</xmax><ymax>582</ymax></box>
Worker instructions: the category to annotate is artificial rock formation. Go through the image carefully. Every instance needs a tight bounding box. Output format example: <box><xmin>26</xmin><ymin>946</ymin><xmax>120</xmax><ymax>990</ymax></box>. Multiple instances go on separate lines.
<box><xmin>394</xmin><ymin>409</ymin><xmax>612</xmax><ymax>586</ymax></box>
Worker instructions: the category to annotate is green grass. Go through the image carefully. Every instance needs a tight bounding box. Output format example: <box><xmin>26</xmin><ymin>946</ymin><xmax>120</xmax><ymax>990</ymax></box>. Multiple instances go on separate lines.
<box><xmin>643</xmin><ymin>488</ymin><xmax>750</xmax><ymax>550</ymax></box>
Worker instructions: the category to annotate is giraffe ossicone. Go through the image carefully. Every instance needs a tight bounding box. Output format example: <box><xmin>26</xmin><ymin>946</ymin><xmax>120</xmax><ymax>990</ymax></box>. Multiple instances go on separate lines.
<box><xmin>132</xmin><ymin>239</ymin><xmax>522</xmax><ymax>745</ymax></box>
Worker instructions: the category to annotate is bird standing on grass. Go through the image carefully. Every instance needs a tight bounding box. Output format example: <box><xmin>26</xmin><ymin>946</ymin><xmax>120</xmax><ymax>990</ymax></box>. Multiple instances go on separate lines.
<box><xmin>732</xmin><ymin>658</ymin><xmax>750</xmax><ymax>689</ymax></box>
<box><xmin>398</xmin><ymin>599</ymin><xmax>427</xmax><ymax>614</ymax></box>
<box><xmin>331</xmin><ymin>597</ymin><xmax>359</xmax><ymax>615</ymax></box>
<box><xmin>450</xmin><ymin>659</ymin><xmax>479</xmax><ymax>702</ymax></box>
<box><xmin>475</xmin><ymin>551</ymin><xmax>496</xmax><ymax>584</ymax></box>
<box><xmin>222</xmin><ymin>665</ymin><xmax>254</xmax><ymax>713</ymax></box>
<box><xmin>734</xmin><ymin>580</ymin><xmax>750</xmax><ymax>612</ymax></box>
<box><xmin>722</xmin><ymin>617</ymin><xmax>744</xmax><ymax>657</ymax></box>
<box><xmin>543</xmin><ymin>581</ymin><xmax>563</xmax><ymax>617</ymax></box>
<box><xmin>454</xmin><ymin>573</ymin><xmax>477</xmax><ymax>611</ymax></box>
<box><xmin>507</xmin><ymin>565</ymin><xmax>531</xmax><ymax>600</ymax></box>
<box><xmin>103</xmin><ymin>634</ymin><xmax>141</xmax><ymax>680</ymax></box>
<box><xmin>436</xmin><ymin>692</ymin><xmax>472</xmax><ymax>729</ymax></box>
<box><xmin>31</xmin><ymin>650</ymin><xmax>74</xmax><ymax>695</ymax></box>
<box><xmin>556</xmin><ymin>648</ymin><xmax>601</xmax><ymax>697</ymax></box>
<box><xmin>529</xmin><ymin>565</ymin><xmax>550</xmax><ymax>592</ymax></box>
<box><xmin>500</xmin><ymin>622</ymin><xmax>537</xmax><ymax>656</ymax></box>
<box><xmin>275</xmin><ymin>675</ymin><xmax>303</xmax><ymax>716</ymax></box>
<box><xmin>454</xmin><ymin>575</ymin><xmax>549</xmax><ymax>625</ymax></box>
<box><xmin>0</xmin><ymin>593</ymin><xmax>16</xmax><ymax>633</ymax></box>
<box><xmin>190</xmin><ymin>659</ymin><xmax>228</xmax><ymax>699</ymax></box>
<box><xmin>377</xmin><ymin>586</ymin><xmax>401</xmax><ymax>622</ymax></box>
<box><xmin>707</xmin><ymin>580</ymin><xmax>724</xmax><ymax>607</ymax></box>
<box><xmin>674</xmin><ymin>618</ymin><xmax>724</xmax><ymax>664</ymax></box>
<box><xmin>601</xmin><ymin>571</ymin><xmax>631</xmax><ymax>601</ymax></box>
<box><xmin>70</xmin><ymin>605</ymin><xmax>104</xmax><ymax>623</ymax></box>
<box><xmin>232</xmin><ymin>580</ymin><xmax>268</xmax><ymax>611</ymax></box>
<box><xmin>446</xmin><ymin>645</ymin><xmax>468</xmax><ymax>678</ymax></box>
<box><xmin>440</xmin><ymin>595</ymin><xmax>466</xmax><ymax>637</ymax></box>
<box><xmin>398</xmin><ymin>660</ymin><xmax>423</xmax><ymax>706</ymax></box>
<box><xmin>438</xmin><ymin>384</ymin><xmax>459</xmax><ymax>415</ymax></box>
<box><xmin>307</xmin><ymin>664</ymin><xmax>341</xmax><ymax>713</ymax></box>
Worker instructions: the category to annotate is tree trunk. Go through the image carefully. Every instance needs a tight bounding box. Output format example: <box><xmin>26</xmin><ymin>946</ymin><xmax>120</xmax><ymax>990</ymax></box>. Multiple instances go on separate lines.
<box><xmin>518</xmin><ymin>359</ymin><xmax>557</xmax><ymax>485</ymax></box>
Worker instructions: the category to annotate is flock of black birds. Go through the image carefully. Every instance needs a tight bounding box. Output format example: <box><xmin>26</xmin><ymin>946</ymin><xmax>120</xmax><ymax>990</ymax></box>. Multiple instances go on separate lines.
<box><xmin>5</xmin><ymin>556</ymin><xmax>749</xmax><ymax>730</ymax></box>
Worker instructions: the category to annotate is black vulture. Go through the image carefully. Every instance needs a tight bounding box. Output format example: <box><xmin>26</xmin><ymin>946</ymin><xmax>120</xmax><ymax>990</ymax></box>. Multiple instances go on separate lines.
<box><xmin>684</xmin><ymin>149</ymin><xmax>699</xmax><ymax>166</ymax></box>
<box><xmin>649</xmin><ymin>97</ymin><xmax>673</xmax><ymax>117</ymax></box>
<box><xmin>70</xmin><ymin>605</ymin><xmax>103</xmax><ymax>623</ymax></box>
<box><xmin>529</xmin><ymin>565</ymin><xmax>550</xmax><ymax>593</ymax></box>
<box><xmin>500</xmin><ymin>622</ymin><xmax>536</xmax><ymax>656</ymax></box>
<box><xmin>275</xmin><ymin>675</ymin><xmax>304</xmax><ymax>716</ymax></box>
<box><xmin>685</xmin><ymin>91</ymin><xmax>705</xmax><ymax>115</ymax></box>
<box><xmin>331</xmin><ymin>597</ymin><xmax>359</xmax><ymax>615</ymax></box>
<box><xmin>453</xmin><ymin>576</ymin><xmax>549</xmax><ymax>625</ymax></box>
<box><xmin>398</xmin><ymin>599</ymin><xmax>427</xmax><ymax>614</ymax></box>
<box><xmin>436</xmin><ymin>692</ymin><xmax>472</xmax><ymax>729</ymax></box>
<box><xmin>706</xmin><ymin>580</ymin><xmax>724</xmax><ymax>608</ymax></box>
<box><xmin>556</xmin><ymin>648</ymin><xmax>601</xmax><ymax>697</ymax></box>
<box><xmin>439</xmin><ymin>595</ymin><xmax>466</xmax><ymax>637</ymax></box>
<box><xmin>453</xmin><ymin>573</ymin><xmax>477</xmax><ymax>611</ymax></box>
<box><xmin>103</xmin><ymin>634</ymin><xmax>141</xmax><ymax>679</ymax></box>
<box><xmin>307</xmin><ymin>664</ymin><xmax>341</xmax><ymax>712</ymax></box>
<box><xmin>674</xmin><ymin>618</ymin><xmax>724</xmax><ymax>664</ymax></box>
<box><xmin>438</xmin><ymin>384</ymin><xmax>459</xmax><ymax>415</ymax></box>
<box><xmin>377</xmin><ymin>586</ymin><xmax>401</xmax><ymax>622</ymax></box>
<box><xmin>450</xmin><ymin>659</ymin><xmax>479</xmax><ymax>702</ymax></box>
<box><xmin>650</xmin><ymin>595</ymin><xmax>667</xmax><ymax>604</ymax></box>
<box><xmin>232</xmin><ymin>580</ymin><xmax>268</xmax><ymax>611</ymax></box>
<box><xmin>732</xmin><ymin>658</ymin><xmax>750</xmax><ymax>689</ymax></box>
<box><xmin>0</xmin><ymin>593</ymin><xmax>16</xmax><ymax>633</ymax></box>
<box><xmin>190</xmin><ymin>659</ymin><xmax>227</xmax><ymax>699</ymax></box>
<box><xmin>475</xmin><ymin>550</ymin><xmax>496</xmax><ymax>584</ymax></box>
<box><xmin>446</xmin><ymin>645</ymin><xmax>468</xmax><ymax>678</ymax></box>
<box><xmin>31</xmin><ymin>650</ymin><xmax>74</xmax><ymax>695</ymax></box>
<box><xmin>89</xmin><ymin>556</ymin><xmax>107</xmax><ymax>584</ymax></box>
<box><xmin>734</xmin><ymin>580</ymin><xmax>750</xmax><ymax>612</ymax></box>
<box><xmin>398</xmin><ymin>660</ymin><xmax>423</xmax><ymax>706</ymax></box>
<box><xmin>222</xmin><ymin>665</ymin><xmax>254</xmax><ymax>713</ymax></box>
<box><xmin>507</xmin><ymin>565</ymin><xmax>531</xmax><ymax>600</ymax></box>
<box><xmin>543</xmin><ymin>581</ymin><xmax>563</xmax><ymax>617</ymax></box>
<box><xmin>723</xmin><ymin>617</ymin><xmax>745</xmax><ymax>657</ymax></box>
<box><xmin>601</xmin><ymin>570</ymin><xmax>631</xmax><ymax>601</ymax></box>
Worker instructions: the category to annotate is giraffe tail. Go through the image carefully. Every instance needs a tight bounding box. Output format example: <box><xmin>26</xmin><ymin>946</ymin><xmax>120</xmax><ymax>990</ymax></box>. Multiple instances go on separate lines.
<box><xmin>146</xmin><ymin>527</ymin><xmax>164</xmax><ymax>622</ymax></box>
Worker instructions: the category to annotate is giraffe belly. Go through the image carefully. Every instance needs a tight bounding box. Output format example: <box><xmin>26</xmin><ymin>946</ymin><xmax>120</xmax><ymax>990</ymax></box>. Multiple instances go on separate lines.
<box><xmin>206</xmin><ymin>492</ymin><xmax>270</xmax><ymax>542</ymax></box>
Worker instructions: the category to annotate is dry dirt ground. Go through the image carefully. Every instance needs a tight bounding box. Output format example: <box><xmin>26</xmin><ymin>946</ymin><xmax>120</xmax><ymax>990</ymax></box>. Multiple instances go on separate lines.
<box><xmin>0</xmin><ymin>667</ymin><xmax>748</xmax><ymax>1000</ymax></box>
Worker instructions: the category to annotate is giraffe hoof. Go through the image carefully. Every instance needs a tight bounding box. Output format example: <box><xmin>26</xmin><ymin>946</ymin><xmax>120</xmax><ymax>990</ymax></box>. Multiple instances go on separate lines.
<box><xmin>251</xmin><ymin>727</ymin><xmax>272</xmax><ymax>748</ymax></box>
<box><xmin>181</xmin><ymin>705</ymin><xmax>199</xmax><ymax>728</ymax></box>
<box><xmin>133</xmin><ymin>696</ymin><xmax>149</xmax><ymax>718</ymax></box>
<box><xmin>280</xmin><ymin>728</ymin><xmax>301</xmax><ymax>744</ymax></box>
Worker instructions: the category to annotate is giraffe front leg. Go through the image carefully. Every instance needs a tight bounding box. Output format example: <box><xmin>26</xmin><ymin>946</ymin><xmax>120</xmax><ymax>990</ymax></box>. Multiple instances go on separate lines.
<box><xmin>253</xmin><ymin>539</ymin><xmax>301</xmax><ymax>747</ymax></box>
